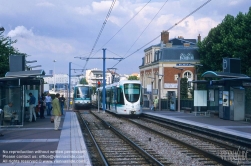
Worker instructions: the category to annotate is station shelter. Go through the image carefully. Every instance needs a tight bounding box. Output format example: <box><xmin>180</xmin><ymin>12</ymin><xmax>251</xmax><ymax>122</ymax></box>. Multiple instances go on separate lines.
<box><xmin>194</xmin><ymin>58</ymin><xmax>251</xmax><ymax>121</ymax></box>
<box><xmin>0</xmin><ymin>70</ymin><xmax>45</xmax><ymax>127</ymax></box>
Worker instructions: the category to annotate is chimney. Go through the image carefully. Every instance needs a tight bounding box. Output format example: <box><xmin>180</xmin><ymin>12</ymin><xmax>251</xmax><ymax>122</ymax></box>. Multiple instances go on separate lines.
<box><xmin>161</xmin><ymin>31</ymin><xmax>169</xmax><ymax>44</ymax></box>
<box><xmin>198</xmin><ymin>34</ymin><xmax>201</xmax><ymax>42</ymax></box>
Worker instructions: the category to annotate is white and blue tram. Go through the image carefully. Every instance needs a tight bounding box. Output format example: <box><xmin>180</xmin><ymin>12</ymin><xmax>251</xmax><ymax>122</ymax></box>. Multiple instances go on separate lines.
<box><xmin>95</xmin><ymin>80</ymin><xmax>143</xmax><ymax>115</ymax></box>
<box><xmin>73</xmin><ymin>84</ymin><xmax>93</xmax><ymax>109</ymax></box>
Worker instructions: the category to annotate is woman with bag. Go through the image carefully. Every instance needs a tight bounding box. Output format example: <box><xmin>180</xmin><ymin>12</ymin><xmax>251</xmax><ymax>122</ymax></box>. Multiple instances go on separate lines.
<box><xmin>52</xmin><ymin>93</ymin><xmax>62</xmax><ymax>130</ymax></box>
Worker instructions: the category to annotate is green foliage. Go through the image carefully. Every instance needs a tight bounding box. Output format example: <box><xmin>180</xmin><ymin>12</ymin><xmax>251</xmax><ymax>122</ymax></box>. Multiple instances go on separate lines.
<box><xmin>79</xmin><ymin>77</ymin><xmax>88</xmax><ymax>85</ymax></box>
<box><xmin>198</xmin><ymin>8</ymin><xmax>251</xmax><ymax>108</ymax></box>
<box><xmin>180</xmin><ymin>77</ymin><xmax>188</xmax><ymax>99</ymax></box>
<box><xmin>198</xmin><ymin>7</ymin><xmax>251</xmax><ymax>76</ymax></box>
<box><xmin>128</xmin><ymin>75</ymin><xmax>139</xmax><ymax>80</ymax></box>
<box><xmin>0</xmin><ymin>30</ymin><xmax>26</xmax><ymax>77</ymax></box>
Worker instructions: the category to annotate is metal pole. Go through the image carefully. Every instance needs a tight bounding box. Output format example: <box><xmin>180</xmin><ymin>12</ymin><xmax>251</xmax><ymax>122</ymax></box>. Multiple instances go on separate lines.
<box><xmin>158</xmin><ymin>78</ymin><xmax>161</xmax><ymax>111</ymax></box>
<box><xmin>68</xmin><ymin>62</ymin><xmax>71</xmax><ymax>110</ymax></box>
<box><xmin>102</xmin><ymin>48</ymin><xmax>106</xmax><ymax>111</ymax></box>
<box><xmin>151</xmin><ymin>81</ymin><xmax>153</xmax><ymax>109</ymax></box>
<box><xmin>98</xmin><ymin>90</ymin><xmax>100</xmax><ymax>112</ymax></box>
<box><xmin>194</xmin><ymin>68</ymin><xmax>197</xmax><ymax>112</ymax></box>
<box><xmin>53</xmin><ymin>60</ymin><xmax>56</xmax><ymax>91</ymax></box>
<box><xmin>178</xmin><ymin>74</ymin><xmax>181</xmax><ymax>112</ymax></box>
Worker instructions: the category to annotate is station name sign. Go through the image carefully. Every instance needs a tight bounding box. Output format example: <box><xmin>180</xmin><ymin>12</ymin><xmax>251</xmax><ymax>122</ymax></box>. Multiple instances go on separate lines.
<box><xmin>176</xmin><ymin>63</ymin><xmax>193</xmax><ymax>66</ymax></box>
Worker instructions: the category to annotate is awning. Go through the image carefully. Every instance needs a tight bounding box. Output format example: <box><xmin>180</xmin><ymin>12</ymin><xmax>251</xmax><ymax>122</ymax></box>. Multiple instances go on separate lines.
<box><xmin>202</xmin><ymin>71</ymin><xmax>249</xmax><ymax>78</ymax></box>
<box><xmin>5</xmin><ymin>70</ymin><xmax>45</xmax><ymax>77</ymax></box>
<box><xmin>189</xmin><ymin>80</ymin><xmax>208</xmax><ymax>84</ymax></box>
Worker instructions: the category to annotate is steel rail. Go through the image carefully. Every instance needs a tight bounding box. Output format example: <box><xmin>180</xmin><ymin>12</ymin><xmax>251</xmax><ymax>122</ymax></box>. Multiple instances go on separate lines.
<box><xmin>76</xmin><ymin>112</ymin><xmax>109</xmax><ymax>166</ymax></box>
<box><xmin>91</xmin><ymin>111</ymin><xmax>165</xmax><ymax>166</ymax></box>
<box><xmin>143</xmin><ymin>114</ymin><xmax>251</xmax><ymax>147</ymax></box>
<box><xmin>128</xmin><ymin>119</ymin><xmax>237</xmax><ymax>166</ymax></box>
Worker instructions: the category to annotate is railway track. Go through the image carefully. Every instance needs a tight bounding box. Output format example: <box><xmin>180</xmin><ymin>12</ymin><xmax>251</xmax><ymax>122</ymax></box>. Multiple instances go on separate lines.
<box><xmin>78</xmin><ymin>110</ymin><xmax>170</xmax><ymax>166</ymax></box>
<box><xmin>91</xmin><ymin>109</ymin><xmax>251</xmax><ymax>165</ymax></box>
<box><xmin>128</xmin><ymin>117</ymin><xmax>251</xmax><ymax>166</ymax></box>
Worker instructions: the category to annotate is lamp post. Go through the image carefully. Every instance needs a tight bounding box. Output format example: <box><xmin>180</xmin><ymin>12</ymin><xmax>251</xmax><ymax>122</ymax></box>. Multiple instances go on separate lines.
<box><xmin>155</xmin><ymin>74</ymin><xmax>163</xmax><ymax>111</ymax></box>
<box><xmin>173</xmin><ymin>67</ymin><xmax>184</xmax><ymax>112</ymax></box>
<box><xmin>53</xmin><ymin>60</ymin><xmax>56</xmax><ymax>91</ymax></box>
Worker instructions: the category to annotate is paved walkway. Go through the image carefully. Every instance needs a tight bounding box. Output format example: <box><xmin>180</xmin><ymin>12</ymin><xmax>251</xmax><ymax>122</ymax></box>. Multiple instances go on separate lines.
<box><xmin>143</xmin><ymin>109</ymin><xmax>251</xmax><ymax>140</ymax></box>
<box><xmin>0</xmin><ymin>111</ymin><xmax>91</xmax><ymax>166</ymax></box>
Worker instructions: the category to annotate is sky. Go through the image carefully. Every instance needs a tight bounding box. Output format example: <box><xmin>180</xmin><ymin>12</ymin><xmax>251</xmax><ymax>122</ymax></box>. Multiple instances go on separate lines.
<box><xmin>1</xmin><ymin>0</ymin><xmax>251</xmax><ymax>76</ymax></box>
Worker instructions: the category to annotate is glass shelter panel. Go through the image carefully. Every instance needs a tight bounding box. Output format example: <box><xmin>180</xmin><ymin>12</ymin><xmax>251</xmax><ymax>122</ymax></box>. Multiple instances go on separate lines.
<box><xmin>0</xmin><ymin>87</ymin><xmax>23</xmax><ymax>127</ymax></box>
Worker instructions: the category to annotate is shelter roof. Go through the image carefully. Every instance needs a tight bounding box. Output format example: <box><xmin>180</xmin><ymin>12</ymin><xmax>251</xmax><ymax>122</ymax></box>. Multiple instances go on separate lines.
<box><xmin>201</xmin><ymin>71</ymin><xmax>249</xmax><ymax>78</ymax></box>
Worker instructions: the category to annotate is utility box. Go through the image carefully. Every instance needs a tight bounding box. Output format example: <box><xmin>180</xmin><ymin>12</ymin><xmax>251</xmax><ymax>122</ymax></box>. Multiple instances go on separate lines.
<box><xmin>223</xmin><ymin>58</ymin><xmax>241</xmax><ymax>74</ymax></box>
<box><xmin>9</xmin><ymin>55</ymin><xmax>25</xmax><ymax>72</ymax></box>
<box><xmin>230</xmin><ymin>87</ymin><xmax>245</xmax><ymax>121</ymax></box>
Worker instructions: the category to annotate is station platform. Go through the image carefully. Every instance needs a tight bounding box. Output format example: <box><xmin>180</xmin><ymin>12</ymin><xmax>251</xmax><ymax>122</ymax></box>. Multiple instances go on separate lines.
<box><xmin>0</xmin><ymin>111</ymin><xmax>91</xmax><ymax>166</ymax></box>
<box><xmin>143</xmin><ymin>109</ymin><xmax>251</xmax><ymax>140</ymax></box>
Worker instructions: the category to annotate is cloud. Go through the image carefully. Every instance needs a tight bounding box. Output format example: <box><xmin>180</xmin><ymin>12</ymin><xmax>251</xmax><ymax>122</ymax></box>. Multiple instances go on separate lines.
<box><xmin>7</xmin><ymin>26</ymin><xmax>34</xmax><ymax>38</ymax></box>
<box><xmin>36</xmin><ymin>2</ymin><xmax>55</xmax><ymax>7</ymax></box>
<box><xmin>8</xmin><ymin>26</ymin><xmax>75</xmax><ymax>55</ymax></box>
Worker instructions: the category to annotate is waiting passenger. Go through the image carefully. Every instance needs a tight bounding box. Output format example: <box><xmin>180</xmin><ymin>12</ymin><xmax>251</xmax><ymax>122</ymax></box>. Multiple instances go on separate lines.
<box><xmin>3</xmin><ymin>102</ymin><xmax>19</xmax><ymax>123</ymax></box>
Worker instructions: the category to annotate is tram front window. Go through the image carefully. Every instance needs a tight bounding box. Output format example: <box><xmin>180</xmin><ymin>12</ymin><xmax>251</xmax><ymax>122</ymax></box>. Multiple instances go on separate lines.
<box><xmin>79</xmin><ymin>87</ymin><xmax>90</xmax><ymax>99</ymax></box>
<box><xmin>124</xmin><ymin>84</ymin><xmax>140</xmax><ymax>102</ymax></box>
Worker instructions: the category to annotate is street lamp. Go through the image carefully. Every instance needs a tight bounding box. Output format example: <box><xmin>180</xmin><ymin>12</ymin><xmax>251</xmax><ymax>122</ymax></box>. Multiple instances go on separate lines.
<box><xmin>173</xmin><ymin>66</ymin><xmax>184</xmax><ymax>112</ymax></box>
<box><xmin>155</xmin><ymin>74</ymin><xmax>163</xmax><ymax>111</ymax></box>
<box><xmin>53</xmin><ymin>60</ymin><xmax>56</xmax><ymax>91</ymax></box>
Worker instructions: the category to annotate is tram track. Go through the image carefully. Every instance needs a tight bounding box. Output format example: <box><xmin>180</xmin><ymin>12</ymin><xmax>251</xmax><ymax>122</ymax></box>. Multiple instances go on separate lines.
<box><xmin>78</xmin><ymin>110</ymin><xmax>170</xmax><ymax>166</ymax></box>
<box><xmin>78</xmin><ymin>109</ymin><xmax>250</xmax><ymax>165</ymax></box>
<box><xmin>128</xmin><ymin>118</ymin><xmax>251</xmax><ymax>166</ymax></box>
<box><xmin>94</xmin><ymin>110</ymin><xmax>251</xmax><ymax>165</ymax></box>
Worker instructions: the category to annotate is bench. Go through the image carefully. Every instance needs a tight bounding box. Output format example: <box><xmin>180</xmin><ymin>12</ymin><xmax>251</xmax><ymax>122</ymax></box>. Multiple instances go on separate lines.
<box><xmin>194</xmin><ymin>111</ymin><xmax>210</xmax><ymax>117</ymax></box>
<box><xmin>245</xmin><ymin>114</ymin><xmax>251</xmax><ymax>122</ymax></box>
<box><xmin>181</xmin><ymin>107</ymin><xmax>192</xmax><ymax>113</ymax></box>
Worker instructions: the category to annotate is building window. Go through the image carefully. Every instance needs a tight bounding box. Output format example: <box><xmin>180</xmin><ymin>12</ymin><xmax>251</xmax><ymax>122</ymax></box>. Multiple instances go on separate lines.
<box><xmin>180</xmin><ymin>53</ymin><xmax>194</xmax><ymax>60</ymax></box>
<box><xmin>183</xmin><ymin>71</ymin><xmax>192</xmax><ymax>78</ymax></box>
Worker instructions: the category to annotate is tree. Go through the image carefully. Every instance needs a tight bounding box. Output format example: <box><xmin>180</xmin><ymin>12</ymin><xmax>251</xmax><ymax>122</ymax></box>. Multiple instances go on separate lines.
<box><xmin>0</xmin><ymin>30</ymin><xmax>27</xmax><ymax>77</ymax></box>
<box><xmin>198</xmin><ymin>7</ymin><xmax>251</xmax><ymax>76</ymax></box>
<box><xmin>180</xmin><ymin>77</ymin><xmax>188</xmax><ymax>99</ymax></box>
<box><xmin>128</xmin><ymin>75</ymin><xmax>139</xmax><ymax>80</ymax></box>
<box><xmin>79</xmin><ymin>77</ymin><xmax>88</xmax><ymax>85</ymax></box>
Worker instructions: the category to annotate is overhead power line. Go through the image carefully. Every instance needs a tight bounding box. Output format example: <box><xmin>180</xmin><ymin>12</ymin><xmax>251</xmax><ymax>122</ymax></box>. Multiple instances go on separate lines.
<box><xmin>122</xmin><ymin>0</ymin><xmax>169</xmax><ymax>58</ymax></box>
<box><xmin>88</xmin><ymin>0</ymin><xmax>152</xmax><ymax>59</ymax></box>
<box><xmin>111</xmin><ymin>0</ymin><xmax>212</xmax><ymax>68</ymax></box>
<box><xmin>82</xmin><ymin>0</ymin><xmax>117</xmax><ymax>70</ymax></box>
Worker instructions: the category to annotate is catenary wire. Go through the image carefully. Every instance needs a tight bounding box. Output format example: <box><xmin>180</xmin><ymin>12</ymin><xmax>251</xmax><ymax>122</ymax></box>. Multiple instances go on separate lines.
<box><xmin>122</xmin><ymin>0</ymin><xmax>169</xmax><ymax>58</ymax></box>
<box><xmin>111</xmin><ymin>0</ymin><xmax>212</xmax><ymax>68</ymax></box>
<box><xmin>86</xmin><ymin>0</ymin><xmax>152</xmax><ymax>60</ymax></box>
<box><xmin>82</xmin><ymin>0</ymin><xmax>117</xmax><ymax>70</ymax></box>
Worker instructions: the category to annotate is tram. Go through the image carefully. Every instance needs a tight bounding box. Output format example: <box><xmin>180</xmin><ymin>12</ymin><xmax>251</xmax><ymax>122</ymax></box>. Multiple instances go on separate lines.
<box><xmin>94</xmin><ymin>80</ymin><xmax>143</xmax><ymax>115</ymax></box>
<box><xmin>73</xmin><ymin>84</ymin><xmax>93</xmax><ymax>109</ymax></box>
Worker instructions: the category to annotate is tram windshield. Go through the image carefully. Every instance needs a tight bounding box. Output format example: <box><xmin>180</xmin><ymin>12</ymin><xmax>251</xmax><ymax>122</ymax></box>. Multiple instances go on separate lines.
<box><xmin>76</xmin><ymin>86</ymin><xmax>90</xmax><ymax>99</ymax></box>
<box><xmin>124</xmin><ymin>83</ymin><xmax>140</xmax><ymax>102</ymax></box>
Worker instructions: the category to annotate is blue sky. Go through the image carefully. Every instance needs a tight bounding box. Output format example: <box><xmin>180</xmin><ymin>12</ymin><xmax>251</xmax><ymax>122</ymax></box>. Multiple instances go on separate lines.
<box><xmin>1</xmin><ymin>0</ymin><xmax>250</xmax><ymax>75</ymax></box>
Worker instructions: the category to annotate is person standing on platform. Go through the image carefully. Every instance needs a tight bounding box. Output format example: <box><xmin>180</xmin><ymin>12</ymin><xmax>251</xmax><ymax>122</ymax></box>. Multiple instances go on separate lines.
<box><xmin>52</xmin><ymin>93</ymin><xmax>61</xmax><ymax>130</ymax></box>
<box><xmin>45</xmin><ymin>93</ymin><xmax>52</xmax><ymax>116</ymax></box>
<box><xmin>153</xmin><ymin>96</ymin><xmax>158</xmax><ymax>111</ymax></box>
<box><xmin>27</xmin><ymin>93</ymin><xmax>36</xmax><ymax>122</ymax></box>
<box><xmin>39</xmin><ymin>95</ymin><xmax>45</xmax><ymax>119</ymax></box>
<box><xmin>59</xmin><ymin>95</ymin><xmax>65</xmax><ymax>115</ymax></box>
